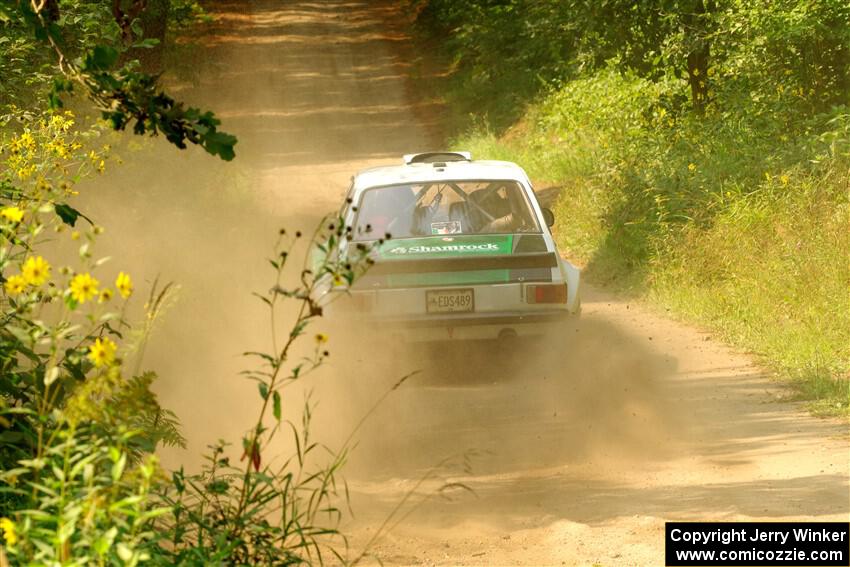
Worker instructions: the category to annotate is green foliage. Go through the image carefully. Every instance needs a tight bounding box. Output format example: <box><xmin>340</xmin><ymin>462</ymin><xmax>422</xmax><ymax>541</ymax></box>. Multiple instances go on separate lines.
<box><xmin>167</xmin><ymin>0</ymin><xmax>212</xmax><ymax>32</ymax></box>
<box><xmin>0</xmin><ymin>2</ymin><xmax>431</xmax><ymax>561</ymax></box>
<box><xmin>0</xmin><ymin>112</ymin><xmax>175</xmax><ymax>445</ymax></box>
<box><xmin>0</xmin><ymin>110</ymin><xmax>186</xmax><ymax>561</ymax></box>
<box><xmin>0</xmin><ymin>130</ymin><xmax>395</xmax><ymax>560</ymax></box>
<box><xmin>651</xmin><ymin>161</ymin><xmax>850</xmax><ymax>416</ymax></box>
<box><xmin>461</xmin><ymin>70</ymin><xmax>850</xmax><ymax>414</ymax></box>
<box><xmin>0</xmin><ymin>0</ymin><xmax>237</xmax><ymax>160</ymax></box>
<box><xmin>422</xmin><ymin>0</ymin><xmax>850</xmax><ymax>414</ymax></box>
<box><xmin>0</xmin><ymin>109</ymin><xmax>183</xmax><ymax>505</ymax></box>
<box><xmin>62</xmin><ymin>45</ymin><xmax>238</xmax><ymax>160</ymax></box>
<box><xmin>418</xmin><ymin>0</ymin><xmax>850</xmax><ymax>130</ymax></box>
<box><xmin>1</xmin><ymin>428</ymin><xmax>167</xmax><ymax>564</ymax></box>
<box><xmin>712</xmin><ymin>0</ymin><xmax>850</xmax><ymax>110</ymax></box>
<box><xmin>0</xmin><ymin>0</ymin><xmax>119</xmax><ymax>106</ymax></box>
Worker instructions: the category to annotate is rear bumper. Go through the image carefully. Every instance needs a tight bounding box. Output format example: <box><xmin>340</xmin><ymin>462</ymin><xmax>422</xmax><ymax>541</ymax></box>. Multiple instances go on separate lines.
<box><xmin>382</xmin><ymin>310</ymin><xmax>571</xmax><ymax>328</ymax></box>
<box><xmin>343</xmin><ymin>309</ymin><xmax>574</xmax><ymax>342</ymax></box>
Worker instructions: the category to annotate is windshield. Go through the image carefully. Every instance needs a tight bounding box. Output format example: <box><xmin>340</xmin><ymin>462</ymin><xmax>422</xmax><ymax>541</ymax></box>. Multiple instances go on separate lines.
<box><xmin>352</xmin><ymin>180</ymin><xmax>540</xmax><ymax>240</ymax></box>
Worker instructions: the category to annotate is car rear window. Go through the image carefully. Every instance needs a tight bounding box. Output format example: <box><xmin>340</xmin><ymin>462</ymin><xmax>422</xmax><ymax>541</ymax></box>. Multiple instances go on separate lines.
<box><xmin>352</xmin><ymin>180</ymin><xmax>541</xmax><ymax>240</ymax></box>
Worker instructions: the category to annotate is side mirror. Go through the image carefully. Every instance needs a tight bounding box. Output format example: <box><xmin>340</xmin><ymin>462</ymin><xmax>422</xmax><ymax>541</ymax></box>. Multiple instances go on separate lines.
<box><xmin>541</xmin><ymin>207</ymin><xmax>555</xmax><ymax>228</ymax></box>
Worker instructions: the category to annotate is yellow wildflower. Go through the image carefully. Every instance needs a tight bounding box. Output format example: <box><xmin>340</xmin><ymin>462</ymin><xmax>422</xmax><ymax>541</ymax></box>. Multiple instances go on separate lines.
<box><xmin>99</xmin><ymin>288</ymin><xmax>113</xmax><ymax>303</ymax></box>
<box><xmin>315</xmin><ymin>333</ymin><xmax>329</xmax><ymax>344</ymax></box>
<box><xmin>4</xmin><ymin>275</ymin><xmax>26</xmax><ymax>296</ymax></box>
<box><xmin>780</xmin><ymin>174</ymin><xmax>790</xmax><ymax>186</ymax></box>
<box><xmin>16</xmin><ymin>164</ymin><xmax>36</xmax><ymax>180</ymax></box>
<box><xmin>22</xmin><ymin>256</ymin><xmax>51</xmax><ymax>286</ymax></box>
<box><xmin>0</xmin><ymin>517</ymin><xmax>17</xmax><ymax>546</ymax></box>
<box><xmin>50</xmin><ymin>113</ymin><xmax>74</xmax><ymax>132</ymax></box>
<box><xmin>115</xmin><ymin>272</ymin><xmax>133</xmax><ymax>298</ymax></box>
<box><xmin>0</xmin><ymin>206</ymin><xmax>24</xmax><ymax>223</ymax></box>
<box><xmin>687</xmin><ymin>163</ymin><xmax>697</xmax><ymax>172</ymax></box>
<box><xmin>69</xmin><ymin>273</ymin><xmax>99</xmax><ymax>303</ymax></box>
<box><xmin>48</xmin><ymin>140</ymin><xmax>69</xmax><ymax>158</ymax></box>
<box><xmin>71</xmin><ymin>231</ymin><xmax>80</xmax><ymax>241</ymax></box>
<box><xmin>19</xmin><ymin>131</ymin><xmax>35</xmax><ymax>151</ymax></box>
<box><xmin>87</xmin><ymin>337</ymin><xmax>117</xmax><ymax>367</ymax></box>
<box><xmin>97</xmin><ymin>160</ymin><xmax>106</xmax><ymax>174</ymax></box>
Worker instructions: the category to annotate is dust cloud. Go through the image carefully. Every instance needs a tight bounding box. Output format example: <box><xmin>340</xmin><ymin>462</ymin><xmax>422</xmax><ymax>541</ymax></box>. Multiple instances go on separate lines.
<box><xmin>315</xmin><ymin>317</ymin><xmax>686</xmax><ymax>481</ymax></box>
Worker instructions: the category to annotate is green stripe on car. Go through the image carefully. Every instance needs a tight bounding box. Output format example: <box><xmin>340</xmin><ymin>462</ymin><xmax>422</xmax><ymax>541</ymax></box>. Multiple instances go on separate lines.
<box><xmin>379</xmin><ymin>235</ymin><xmax>514</xmax><ymax>259</ymax></box>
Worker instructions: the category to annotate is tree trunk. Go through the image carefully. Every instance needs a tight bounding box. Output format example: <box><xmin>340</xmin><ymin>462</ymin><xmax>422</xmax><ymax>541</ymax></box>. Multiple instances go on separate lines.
<box><xmin>138</xmin><ymin>0</ymin><xmax>170</xmax><ymax>74</ymax></box>
<box><xmin>682</xmin><ymin>0</ymin><xmax>715</xmax><ymax>114</ymax></box>
<box><xmin>687</xmin><ymin>42</ymin><xmax>710</xmax><ymax>113</ymax></box>
<box><xmin>112</xmin><ymin>0</ymin><xmax>170</xmax><ymax>74</ymax></box>
<box><xmin>43</xmin><ymin>0</ymin><xmax>60</xmax><ymax>22</ymax></box>
<box><xmin>112</xmin><ymin>0</ymin><xmax>147</xmax><ymax>44</ymax></box>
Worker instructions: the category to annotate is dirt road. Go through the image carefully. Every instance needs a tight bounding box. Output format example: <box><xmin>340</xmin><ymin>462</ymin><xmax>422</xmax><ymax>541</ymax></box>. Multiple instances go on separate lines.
<box><xmin>87</xmin><ymin>1</ymin><xmax>849</xmax><ymax>565</ymax></box>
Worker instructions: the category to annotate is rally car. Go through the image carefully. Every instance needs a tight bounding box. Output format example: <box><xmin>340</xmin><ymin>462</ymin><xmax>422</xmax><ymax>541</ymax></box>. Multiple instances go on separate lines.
<box><xmin>320</xmin><ymin>151</ymin><xmax>581</xmax><ymax>342</ymax></box>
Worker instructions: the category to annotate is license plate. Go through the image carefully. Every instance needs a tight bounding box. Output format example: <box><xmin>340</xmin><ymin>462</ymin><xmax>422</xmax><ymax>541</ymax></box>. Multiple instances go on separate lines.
<box><xmin>426</xmin><ymin>288</ymin><xmax>474</xmax><ymax>314</ymax></box>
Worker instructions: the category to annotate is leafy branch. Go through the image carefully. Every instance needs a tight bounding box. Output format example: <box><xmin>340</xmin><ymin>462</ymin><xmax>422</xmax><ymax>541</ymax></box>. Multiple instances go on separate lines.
<box><xmin>3</xmin><ymin>0</ymin><xmax>237</xmax><ymax>160</ymax></box>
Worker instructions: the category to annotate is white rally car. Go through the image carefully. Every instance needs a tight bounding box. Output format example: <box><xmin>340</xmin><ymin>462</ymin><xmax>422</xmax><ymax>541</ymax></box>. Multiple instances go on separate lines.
<box><xmin>322</xmin><ymin>151</ymin><xmax>581</xmax><ymax>342</ymax></box>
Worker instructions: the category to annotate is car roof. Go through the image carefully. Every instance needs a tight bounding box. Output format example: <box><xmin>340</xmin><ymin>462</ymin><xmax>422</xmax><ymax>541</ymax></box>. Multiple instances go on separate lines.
<box><xmin>352</xmin><ymin>154</ymin><xmax>531</xmax><ymax>193</ymax></box>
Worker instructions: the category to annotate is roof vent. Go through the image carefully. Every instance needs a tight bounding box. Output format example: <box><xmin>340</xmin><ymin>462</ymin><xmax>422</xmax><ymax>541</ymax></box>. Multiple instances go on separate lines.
<box><xmin>403</xmin><ymin>151</ymin><xmax>472</xmax><ymax>165</ymax></box>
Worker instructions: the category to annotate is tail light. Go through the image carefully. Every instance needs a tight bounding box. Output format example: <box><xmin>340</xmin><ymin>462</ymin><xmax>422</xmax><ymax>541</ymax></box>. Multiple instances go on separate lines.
<box><xmin>526</xmin><ymin>284</ymin><xmax>567</xmax><ymax>304</ymax></box>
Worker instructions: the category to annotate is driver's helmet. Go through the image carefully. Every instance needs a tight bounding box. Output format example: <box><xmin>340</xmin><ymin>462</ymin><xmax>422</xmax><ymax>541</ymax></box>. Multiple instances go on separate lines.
<box><xmin>473</xmin><ymin>185</ymin><xmax>512</xmax><ymax>219</ymax></box>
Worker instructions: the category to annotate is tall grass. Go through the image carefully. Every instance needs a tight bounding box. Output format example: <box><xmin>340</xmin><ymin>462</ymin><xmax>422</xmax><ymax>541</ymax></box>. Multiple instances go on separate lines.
<box><xmin>457</xmin><ymin>69</ymin><xmax>850</xmax><ymax>416</ymax></box>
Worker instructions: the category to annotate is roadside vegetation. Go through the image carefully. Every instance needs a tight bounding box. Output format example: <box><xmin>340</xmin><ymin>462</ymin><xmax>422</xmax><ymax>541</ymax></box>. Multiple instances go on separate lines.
<box><xmin>0</xmin><ymin>1</ymin><xmax>414</xmax><ymax>563</ymax></box>
<box><xmin>416</xmin><ymin>0</ymin><xmax>850</xmax><ymax>416</ymax></box>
